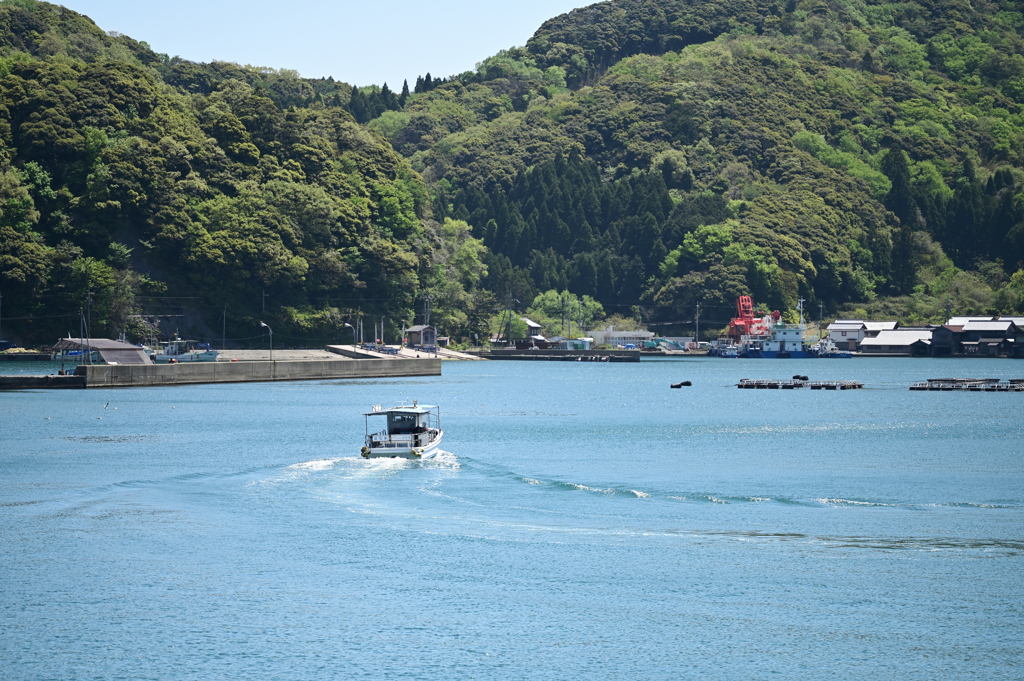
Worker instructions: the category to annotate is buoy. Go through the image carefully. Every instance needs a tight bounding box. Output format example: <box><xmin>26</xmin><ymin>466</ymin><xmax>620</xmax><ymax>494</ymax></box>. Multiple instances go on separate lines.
<box><xmin>682</xmin><ymin>380</ymin><xmax>692</xmax><ymax>386</ymax></box>
<box><xmin>671</xmin><ymin>383</ymin><xmax>682</xmax><ymax>389</ymax></box>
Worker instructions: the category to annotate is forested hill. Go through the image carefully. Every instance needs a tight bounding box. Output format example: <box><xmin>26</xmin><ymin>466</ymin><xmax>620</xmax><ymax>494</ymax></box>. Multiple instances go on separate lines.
<box><xmin>2</xmin><ymin>0</ymin><xmax>1024</xmax><ymax>346</ymax></box>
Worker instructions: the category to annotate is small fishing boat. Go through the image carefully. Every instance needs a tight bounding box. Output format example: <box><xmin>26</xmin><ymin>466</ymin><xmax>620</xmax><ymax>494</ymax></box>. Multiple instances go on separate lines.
<box><xmin>151</xmin><ymin>337</ymin><xmax>219</xmax><ymax>363</ymax></box>
<box><xmin>812</xmin><ymin>337</ymin><xmax>853</xmax><ymax>358</ymax></box>
<box><xmin>361</xmin><ymin>401</ymin><xmax>443</xmax><ymax>459</ymax></box>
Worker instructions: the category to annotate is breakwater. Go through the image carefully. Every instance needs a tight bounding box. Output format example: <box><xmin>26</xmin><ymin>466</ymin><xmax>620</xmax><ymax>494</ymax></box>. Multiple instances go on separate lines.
<box><xmin>0</xmin><ymin>358</ymin><xmax>440</xmax><ymax>389</ymax></box>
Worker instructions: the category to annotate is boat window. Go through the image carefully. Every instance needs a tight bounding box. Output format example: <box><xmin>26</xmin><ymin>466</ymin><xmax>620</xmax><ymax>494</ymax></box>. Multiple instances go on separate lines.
<box><xmin>387</xmin><ymin>413</ymin><xmax>419</xmax><ymax>434</ymax></box>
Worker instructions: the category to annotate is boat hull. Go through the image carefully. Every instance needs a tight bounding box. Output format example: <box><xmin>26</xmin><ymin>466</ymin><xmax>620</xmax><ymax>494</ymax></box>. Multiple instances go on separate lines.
<box><xmin>153</xmin><ymin>351</ymin><xmax>219</xmax><ymax>363</ymax></box>
<box><xmin>744</xmin><ymin>349</ymin><xmax>811</xmax><ymax>359</ymax></box>
<box><xmin>362</xmin><ymin>431</ymin><xmax>443</xmax><ymax>459</ymax></box>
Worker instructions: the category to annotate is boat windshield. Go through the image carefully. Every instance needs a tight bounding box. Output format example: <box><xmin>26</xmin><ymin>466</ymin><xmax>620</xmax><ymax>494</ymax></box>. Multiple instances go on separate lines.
<box><xmin>387</xmin><ymin>413</ymin><xmax>419</xmax><ymax>434</ymax></box>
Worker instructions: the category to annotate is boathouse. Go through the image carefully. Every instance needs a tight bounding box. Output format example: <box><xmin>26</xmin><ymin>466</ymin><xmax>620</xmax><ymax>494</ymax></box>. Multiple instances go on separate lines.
<box><xmin>858</xmin><ymin>328</ymin><xmax>933</xmax><ymax>355</ymax></box>
<box><xmin>959</xmin><ymin>320</ymin><xmax>1019</xmax><ymax>356</ymax></box>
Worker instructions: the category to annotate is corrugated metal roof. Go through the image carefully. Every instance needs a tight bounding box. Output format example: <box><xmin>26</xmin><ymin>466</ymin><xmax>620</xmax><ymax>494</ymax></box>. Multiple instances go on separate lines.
<box><xmin>948</xmin><ymin>316</ymin><xmax>993</xmax><ymax>326</ymax></box>
<box><xmin>520</xmin><ymin>317</ymin><xmax>543</xmax><ymax>328</ymax></box>
<box><xmin>52</xmin><ymin>338</ymin><xmax>151</xmax><ymax>364</ymax></box>
<box><xmin>962</xmin><ymin>321</ymin><xmax>1013</xmax><ymax>332</ymax></box>
<box><xmin>859</xmin><ymin>329</ymin><xmax>933</xmax><ymax>346</ymax></box>
<box><xmin>827</xmin><ymin>322</ymin><xmax>865</xmax><ymax>331</ymax></box>
<box><xmin>863</xmin><ymin>321</ymin><xmax>899</xmax><ymax>331</ymax></box>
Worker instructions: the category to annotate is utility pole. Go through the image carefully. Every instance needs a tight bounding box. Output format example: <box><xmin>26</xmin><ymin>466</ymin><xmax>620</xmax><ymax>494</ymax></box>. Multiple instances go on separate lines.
<box><xmin>0</xmin><ymin>288</ymin><xmax>3</xmax><ymax>342</ymax></box>
<box><xmin>560</xmin><ymin>294</ymin><xmax>565</xmax><ymax>338</ymax></box>
<box><xmin>262</xmin><ymin>289</ymin><xmax>269</xmax><ymax>313</ymax></box>
<box><xmin>568</xmin><ymin>296</ymin><xmax>572</xmax><ymax>339</ymax></box>
<box><xmin>945</xmin><ymin>296</ymin><xmax>953</xmax><ymax>322</ymax></box>
<box><xmin>695</xmin><ymin>301</ymin><xmax>700</xmax><ymax>345</ymax></box>
<box><xmin>222</xmin><ymin>306</ymin><xmax>227</xmax><ymax>350</ymax></box>
<box><xmin>819</xmin><ymin>302</ymin><xmax>824</xmax><ymax>341</ymax></box>
<box><xmin>86</xmin><ymin>289</ymin><xmax>93</xmax><ymax>365</ymax></box>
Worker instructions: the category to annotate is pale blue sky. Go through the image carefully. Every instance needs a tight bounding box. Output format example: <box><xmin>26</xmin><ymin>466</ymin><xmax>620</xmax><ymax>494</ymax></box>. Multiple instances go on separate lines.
<box><xmin>60</xmin><ymin>0</ymin><xmax>589</xmax><ymax>86</ymax></box>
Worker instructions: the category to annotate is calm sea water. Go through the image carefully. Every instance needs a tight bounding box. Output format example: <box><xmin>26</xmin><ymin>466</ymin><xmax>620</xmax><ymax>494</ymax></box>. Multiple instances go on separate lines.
<box><xmin>2</xmin><ymin>357</ymin><xmax>1022</xmax><ymax>679</ymax></box>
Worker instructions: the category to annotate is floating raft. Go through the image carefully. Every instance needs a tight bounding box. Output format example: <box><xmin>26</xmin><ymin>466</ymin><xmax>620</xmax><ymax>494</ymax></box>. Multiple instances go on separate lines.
<box><xmin>910</xmin><ymin>378</ymin><xmax>1024</xmax><ymax>391</ymax></box>
<box><xmin>736</xmin><ymin>379</ymin><xmax>863</xmax><ymax>390</ymax></box>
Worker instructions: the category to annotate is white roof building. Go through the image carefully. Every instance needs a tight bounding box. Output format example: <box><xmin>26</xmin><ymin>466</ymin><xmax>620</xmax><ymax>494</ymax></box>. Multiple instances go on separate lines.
<box><xmin>826</xmin><ymin>320</ymin><xmax>897</xmax><ymax>348</ymax></box>
<box><xmin>859</xmin><ymin>328</ymin><xmax>933</xmax><ymax>354</ymax></box>
<box><xmin>590</xmin><ymin>326</ymin><xmax>655</xmax><ymax>347</ymax></box>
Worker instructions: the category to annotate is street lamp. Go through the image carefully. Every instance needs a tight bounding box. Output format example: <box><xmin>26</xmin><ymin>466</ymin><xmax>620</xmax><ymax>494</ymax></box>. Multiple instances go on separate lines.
<box><xmin>344</xmin><ymin>322</ymin><xmax>356</xmax><ymax>347</ymax></box>
<box><xmin>260</xmin><ymin>321</ymin><xmax>273</xmax><ymax>362</ymax></box>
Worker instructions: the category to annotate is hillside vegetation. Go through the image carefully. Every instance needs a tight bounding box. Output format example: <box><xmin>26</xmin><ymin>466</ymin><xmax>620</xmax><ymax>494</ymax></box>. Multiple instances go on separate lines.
<box><xmin>1</xmin><ymin>0</ymin><xmax>1024</xmax><ymax>345</ymax></box>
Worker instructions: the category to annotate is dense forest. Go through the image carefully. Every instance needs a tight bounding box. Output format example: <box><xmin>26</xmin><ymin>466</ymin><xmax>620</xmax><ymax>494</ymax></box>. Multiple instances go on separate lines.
<box><xmin>2</xmin><ymin>0</ymin><xmax>1024</xmax><ymax>346</ymax></box>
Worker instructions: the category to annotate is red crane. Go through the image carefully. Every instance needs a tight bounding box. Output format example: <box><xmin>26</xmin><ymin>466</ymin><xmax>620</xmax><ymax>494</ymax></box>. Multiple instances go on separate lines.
<box><xmin>727</xmin><ymin>296</ymin><xmax>778</xmax><ymax>340</ymax></box>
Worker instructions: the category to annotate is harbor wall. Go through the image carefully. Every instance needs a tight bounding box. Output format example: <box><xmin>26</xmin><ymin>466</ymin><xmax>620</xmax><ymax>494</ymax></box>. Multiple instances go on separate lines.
<box><xmin>75</xmin><ymin>358</ymin><xmax>440</xmax><ymax>388</ymax></box>
<box><xmin>0</xmin><ymin>374</ymin><xmax>86</xmax><ymax>389</ymax></box>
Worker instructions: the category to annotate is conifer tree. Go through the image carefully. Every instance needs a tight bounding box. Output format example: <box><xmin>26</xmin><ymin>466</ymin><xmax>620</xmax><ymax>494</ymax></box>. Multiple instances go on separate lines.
<box><xmin>400</xmin><ymin>79</ymin><xmax>410</xmax><ymax>107</ymax></box>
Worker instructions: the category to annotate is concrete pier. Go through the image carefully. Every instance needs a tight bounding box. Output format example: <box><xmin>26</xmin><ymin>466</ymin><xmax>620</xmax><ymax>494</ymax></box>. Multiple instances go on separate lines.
<box><xmin>1</xmin><ymin>358</ymin><xmax>440</xmax><ymax>389</ymax></box>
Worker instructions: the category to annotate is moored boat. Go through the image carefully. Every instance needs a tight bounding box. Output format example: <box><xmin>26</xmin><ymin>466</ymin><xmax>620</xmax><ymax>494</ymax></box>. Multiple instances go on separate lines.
<box><xmin>812</xmin><ymin>337</ymin><xmax>853</xmax><ymax>358</ymax></box>
<box><xmin>361</xmin><ymin>402</ymin><xmax>443</xmax><ymax>459</ymax></box>
<box><xmin>151</xmin><ymin>337</ymin><xmax>219</xmax><ymax>363</ymax></box>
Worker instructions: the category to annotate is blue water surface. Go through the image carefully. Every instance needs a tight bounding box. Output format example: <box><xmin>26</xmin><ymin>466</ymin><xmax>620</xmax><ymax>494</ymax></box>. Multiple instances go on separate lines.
<box><xmin>1</xmin><ymin>357</ymin><xmax>1022</xmax><ymax>679</ymax></box>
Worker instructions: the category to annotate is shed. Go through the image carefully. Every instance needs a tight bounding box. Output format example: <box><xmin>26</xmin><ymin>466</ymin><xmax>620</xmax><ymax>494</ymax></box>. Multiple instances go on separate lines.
<box><xmin>406</xmin><ymin>325</ymin><xmax>437</xmax><ymax>347</ymax></box>
<box><xmin>53</xmin><ymin>338</ymin><xmax>152</xmax><ymax>365</ymax></box>
<box><xmin>521</xmin><ymin>317</ymin><xmax>544</xmax><ymax>335</ymax></box>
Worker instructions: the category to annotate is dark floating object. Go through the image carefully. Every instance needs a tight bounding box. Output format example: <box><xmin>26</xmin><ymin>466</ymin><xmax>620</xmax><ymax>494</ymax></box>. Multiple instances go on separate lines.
<box><xmin>670</xmin><ymin>381</ymin><xmax>692</xmax><ymax>388</ymax></box>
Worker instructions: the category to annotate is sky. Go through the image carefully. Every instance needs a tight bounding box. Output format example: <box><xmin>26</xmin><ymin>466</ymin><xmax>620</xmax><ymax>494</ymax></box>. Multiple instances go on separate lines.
<box><xmin>60</xmin><ymin>0</ymin><xmax>590</xmax><ymax>86</ymax></box>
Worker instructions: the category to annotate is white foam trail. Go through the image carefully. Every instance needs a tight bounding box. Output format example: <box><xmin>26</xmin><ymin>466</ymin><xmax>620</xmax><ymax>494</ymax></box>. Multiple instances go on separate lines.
<box><xmin>523</xmin><ymin>478</ymin><xmax>544</xmax><ymax>485</ymax></box>
<box><xmin>817</xmin><ymin>498</ymin><xmax>897</xmax><ymax>507</ymax></box>
<box><xmin>629</xmin><ymin>490</ymin><xmax>650</xmax><ymax>498</ymax></box>
<box><xmin>287</xmin><ymin>458</ymin><xmax>341</xmax><ymax>471</ymax></box>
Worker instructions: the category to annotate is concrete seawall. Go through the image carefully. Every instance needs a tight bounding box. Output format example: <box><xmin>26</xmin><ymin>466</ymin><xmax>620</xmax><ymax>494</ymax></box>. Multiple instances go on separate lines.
<box><xmin>0</xmin><ymin>374</ymin><xmax>86</xmax><ymax>389</ymax></box>
<box><xmin>466</xmin><ymin>349</ymin><xmax>641</xmax><ymax>362</ymax></box>
<box><xmin>74</xmin><ymin>358</ymin><xmax>441</xmax><ymax>388</ymax></box>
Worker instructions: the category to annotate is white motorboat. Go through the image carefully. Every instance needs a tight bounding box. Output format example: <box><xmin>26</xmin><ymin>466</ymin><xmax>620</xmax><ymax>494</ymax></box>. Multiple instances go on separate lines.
<box><xmin>361</xmin><ymin>402</ymin><xmax>443</xmax><ymax>459</ymax></box>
